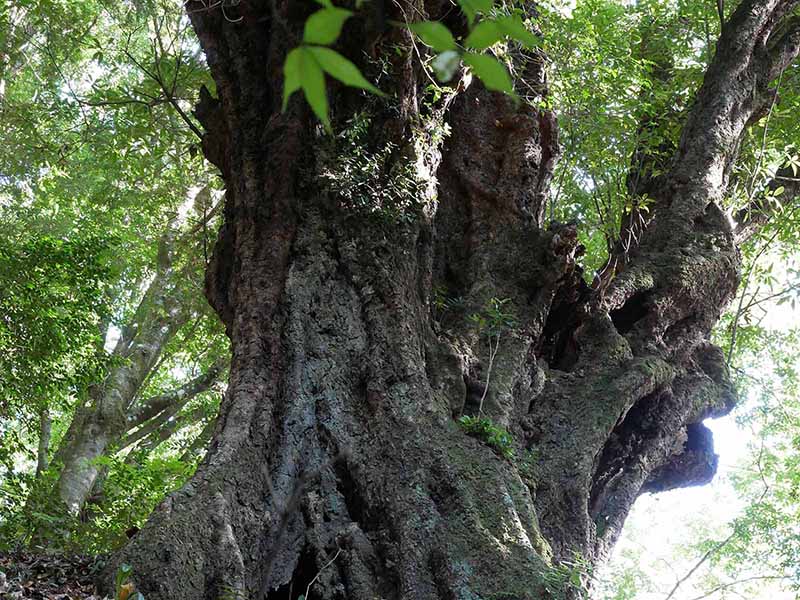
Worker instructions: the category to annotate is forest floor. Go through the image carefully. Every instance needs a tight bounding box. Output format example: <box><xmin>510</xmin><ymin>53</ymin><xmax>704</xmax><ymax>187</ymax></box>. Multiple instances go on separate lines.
<box><xmin>0</xmin><ymin>551</ymin><xmax>107</xmax><ymax>599</ymax></box>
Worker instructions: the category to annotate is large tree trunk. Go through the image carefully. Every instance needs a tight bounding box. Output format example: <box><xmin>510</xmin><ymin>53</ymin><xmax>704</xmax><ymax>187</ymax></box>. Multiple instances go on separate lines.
<box><xmin>110</xmin><ymin>1</ymin><xmax>800</xmax><ymax>598</ymax></box>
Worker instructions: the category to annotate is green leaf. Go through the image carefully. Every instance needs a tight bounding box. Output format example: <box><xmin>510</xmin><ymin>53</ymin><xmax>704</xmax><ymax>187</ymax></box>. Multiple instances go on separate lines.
<box><xmin>282</xmin><ymin>47</ymin><xmax>330</xmax><ymax>130</ymax></box>
<box><xmin>307</xmin><ymin>46</ymin><xmax>384</xmax><ymax>96</ymax></box>
<box><xmin>457</xmin><ymin>0</ymin><xmax>493</xmax><ymax>22</ymax></box>
<box><xmin>431</xmin><ymin>50</ymin><xmax>461</xmax><ymax>82</ymax></box>
<box><xmin>303</xmin><ymin>7</ymin><xmax>353</xmax><ymax>45</ymax></box>
<box><xmin>496</xmin><ymin>16</ymin><xmax>539</xmax><ymax>48</ymax></box>
<box><xmin>464</xmin><ymin>20</ymin><xmax>502</xmax><ymax>50</ymax></box>
<box><xmin>115</xmin><ymin>564</ymin><xmax>132</xmax><ymax>594</ymax></box>
<box><xmin>788</xmin><ymin>155</ymin><xmax>800</xmax><ymax>175</ymax></box>
<box><xmin>300</xmin><ymin>51</ymin><xmax>330</xmax><ymax>131</ymax></box>
<box><xmin>282</xmin><ymin>48</ymin><xmax>303</xmax><ymax>110</ymax></box>
<box><xmin>408</xmin><ymin>21</ymin><xmax>457</xmax><ymax>52</ymax></box>
<box><xmin>463</xmin><ymin>52</ymin><xmax>514</xmax><ymax>96</ymax></box>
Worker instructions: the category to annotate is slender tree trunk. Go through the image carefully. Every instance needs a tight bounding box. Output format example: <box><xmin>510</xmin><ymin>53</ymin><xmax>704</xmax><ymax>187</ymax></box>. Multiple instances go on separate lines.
<box><xmin>53</xmin><ymin>236</ymin><xmax>192</xmax><ymax>514</ymax></box>
<box><xmin>35</xmin><ymin>407</ymin><xmax>51</xmax><ymax>478</ymax></box>
<box><xmin>109</xmin><ymin>1</ymin><xmax>800</xmax><ymax>599</ymax></box>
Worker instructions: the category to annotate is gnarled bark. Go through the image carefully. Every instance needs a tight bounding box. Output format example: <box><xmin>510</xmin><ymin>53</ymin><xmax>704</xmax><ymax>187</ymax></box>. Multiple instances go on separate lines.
<box><xmin>110</xmin><ymin>1</ymin><xmax>800</xmax><ymax>598</ymax></box>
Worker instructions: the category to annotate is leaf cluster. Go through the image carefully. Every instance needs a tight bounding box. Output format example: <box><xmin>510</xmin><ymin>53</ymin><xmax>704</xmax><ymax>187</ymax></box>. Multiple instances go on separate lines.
<box><xmin>283</xmin><ymin>0</ymin><xmax>541</xmax><ymax>130</ymax></box>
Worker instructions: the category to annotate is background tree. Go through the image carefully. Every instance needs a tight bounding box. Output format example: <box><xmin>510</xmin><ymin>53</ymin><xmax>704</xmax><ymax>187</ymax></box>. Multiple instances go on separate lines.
<box><xmin>0</xmin><ymin>0</ymin><xmax>229</xmax><ymax>551</ymax></box>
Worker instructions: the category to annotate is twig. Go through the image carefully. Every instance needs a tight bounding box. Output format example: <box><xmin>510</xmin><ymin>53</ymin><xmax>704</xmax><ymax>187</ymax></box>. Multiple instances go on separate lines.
<box><xmin>123</xmin><ymin>48</ymin><xmax>204</xmax><ymax>140</ymax></box>
<box><xmin>663</xmin><ymin>529</ymin><xmax>739</xmax><ymax>600</ymax></box>
<box><xmin>304</xmin><ymin>548</ymin><xmax>342</xmax><ymax>599</ymax></box>
<box><xmin>478</xmin><ymin>333</ymin><xmax>500</xmax><ymax>416</ymax></box>
<box><xmin>688</xmin><ymin>574</ymin><xmax>788</xmax><ymax>600</ymax></box>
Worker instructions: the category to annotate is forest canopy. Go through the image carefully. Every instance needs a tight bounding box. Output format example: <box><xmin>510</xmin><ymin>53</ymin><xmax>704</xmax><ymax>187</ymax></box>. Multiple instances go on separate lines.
<box><xmin>1</xmin><ymin>0</ymin><xmax>800</xmax><ymax>599</ymax></box>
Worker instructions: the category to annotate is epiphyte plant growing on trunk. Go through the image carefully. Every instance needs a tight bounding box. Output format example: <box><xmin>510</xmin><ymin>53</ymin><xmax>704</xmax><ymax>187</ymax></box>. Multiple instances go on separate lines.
<box><xmin>469</xmin><ymin>296</ymin><xmax>517</xmax><ymax>414</ymax></box>
<box><xmin>458</xmin><ymin>298</ymin><xmax>517</xmax><ymax>458</ymax></box>
<box><xmin>457</xmin><ymin>414</ymin><xmax>516</xmax><ymax>458</ymax></box>
<box><xmin>540</xmin><ymin>552</ymin><xmax>592</xmax><ymax>599</ymax></box>
<box><xmin>319</xmin><ymin>111</ymin><xmax>425</xmax><ymax>221</ymax></box>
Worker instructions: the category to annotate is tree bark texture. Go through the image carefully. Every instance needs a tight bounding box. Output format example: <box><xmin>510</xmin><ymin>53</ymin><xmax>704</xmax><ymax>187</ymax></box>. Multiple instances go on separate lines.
<box><xmin>35</xmin><ymin>407</ymin><xmax>51</xmax><ymax>478</ymax></box>
<box><xmin>111</xmin><ymin>1</ymin><xmax>800</xmax><ymax>598</ymax></box>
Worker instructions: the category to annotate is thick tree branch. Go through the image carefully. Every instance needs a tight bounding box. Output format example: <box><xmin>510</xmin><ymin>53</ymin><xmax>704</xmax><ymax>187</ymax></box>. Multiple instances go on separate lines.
<box><xmin>766</xmin><ymin>15</ymin><xmax>800</xmax><ymax>82</ymax></box>
<box><xmin>137</xmin><ymin>405</ymin><xmax>209</xmax><ymax>454</ymax></box>
<box><xmin>178</xmin><ymin>416</ymin><xmax>217</xmax><ymax>462</ymax></box>
<box><xmin>119</xmin><ymin>400</ymin><xmax>186</xmax><ymax>451</ymax></box>
<box><xmin>668</xmin><ymin>0</ymin><xmax>800</xmax><ymax>209</ymax></box>
<box><xmin>126</xmin><ymin>358</ymin><xmax>226</xmax><ymax>428</ymax></box>
<box><xmin>734</xmin><ymin>165</ymin><xmax>800</xmax><ymax>243</ymax></box>
<box><xmin>120</xmin><ymin>366</ymin><xmax>224</xmax><ymax>454</ymax></box>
